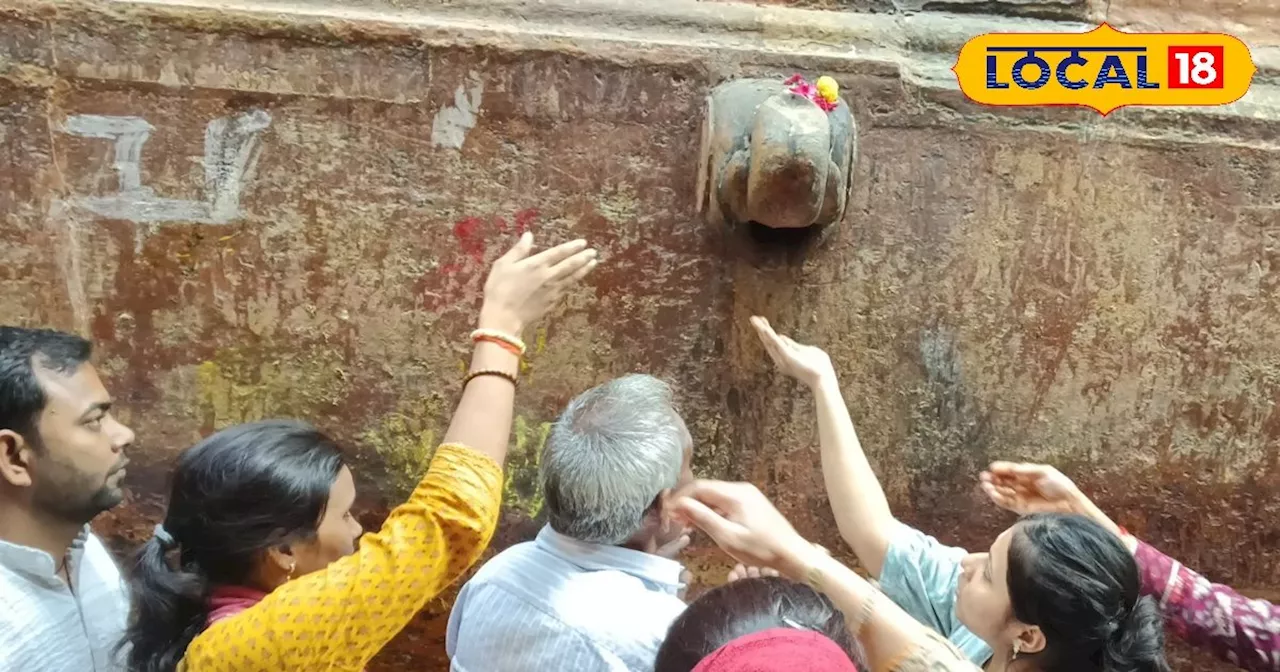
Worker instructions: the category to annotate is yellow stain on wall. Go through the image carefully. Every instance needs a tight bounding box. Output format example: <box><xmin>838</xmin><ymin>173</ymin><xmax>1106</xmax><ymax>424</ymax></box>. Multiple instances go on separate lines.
<box><xmin>504</xmin><ymin>415</ymin><xmax>553</xmax><ymax>518</ymax></box>
<box><xmin>195</xmin><ymin>346</ymin><xmax>351</xmax><ymax>430</ymax></box>
<box><xmin>358</xmin><ymin>393</ymin><xmax>553</xmax><ymax>520</ymax></box>
<box><xmin>359</xmin><ymin>392</ymin><xmax>449</xmax><ymax>496</ymax></box>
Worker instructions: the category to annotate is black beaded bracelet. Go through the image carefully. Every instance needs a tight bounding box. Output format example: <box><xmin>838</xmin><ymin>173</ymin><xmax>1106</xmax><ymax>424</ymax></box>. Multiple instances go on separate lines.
<box><xmin>464</xmin><ymin>369</ymin><xmax>518</xmax><ymax>387</ymax></box>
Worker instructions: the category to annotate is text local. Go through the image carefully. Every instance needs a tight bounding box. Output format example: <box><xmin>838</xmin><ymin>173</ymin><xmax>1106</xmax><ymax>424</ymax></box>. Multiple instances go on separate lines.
<box><xmin>986</xmin><ymin>47</ymin><xmax>1160</xmax><ymax>90</ymax></box>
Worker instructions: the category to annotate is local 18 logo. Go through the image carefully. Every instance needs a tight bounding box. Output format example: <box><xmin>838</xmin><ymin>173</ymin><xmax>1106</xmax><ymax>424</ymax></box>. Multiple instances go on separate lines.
<box><xmin>952</xmin><ymin>23</ymin><xmax>1256</xmax><ymax>115</ymax></box>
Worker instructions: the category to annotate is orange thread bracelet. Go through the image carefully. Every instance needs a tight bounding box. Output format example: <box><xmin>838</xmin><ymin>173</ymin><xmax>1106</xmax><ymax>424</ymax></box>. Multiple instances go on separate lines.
<box><xmin>475</xmin><ymin>335</ymin><xmax>523</xmax><ymax>357</ymax></box>
<box><xmin>470</xmin><ymin>329</ymin><xmax>526</xmax><ymax>356</ymax></box>
<box><xmin>464</xmin><ymin>369</ymin><xmax>518</xmax><ymax>387</ymax></box>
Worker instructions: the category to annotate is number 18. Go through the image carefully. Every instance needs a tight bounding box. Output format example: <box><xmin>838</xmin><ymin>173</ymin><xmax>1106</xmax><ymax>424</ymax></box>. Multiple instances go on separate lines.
<box><xmin>1168</xmin><ymin>46</ymin><xmax>1225</xmax><ymax>89</ymax></box>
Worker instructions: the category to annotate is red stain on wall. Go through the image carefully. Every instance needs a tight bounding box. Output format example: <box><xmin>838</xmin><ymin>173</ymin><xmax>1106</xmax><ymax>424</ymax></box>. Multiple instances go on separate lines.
<box><xmin>428</xmin><ymin>210</ymin><xmax>541</xmax><ymax>307</ymax></box>
<box><xmin>452</xmin><ymin>216</ymin><xmax>488</xmax><ymax>264</ymax></box>
<box><xmin>445</xmin><ymin>210</ymin><xmax>539</xmax><ymax>274</ymax></box>
<box><xmin>514</xmin><ymin>208</ymin><xmax>538</xmax><ymax>234</ymax></box>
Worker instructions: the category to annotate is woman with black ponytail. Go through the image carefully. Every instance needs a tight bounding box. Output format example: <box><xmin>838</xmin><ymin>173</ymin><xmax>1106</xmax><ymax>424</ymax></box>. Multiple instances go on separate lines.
<box><xmin>741</xmin><ymin>317</ymin><xmax>1170</xmax><ymax>672</ymax></box>
<box><xmin>984</xmin><ymin>461</ymin><xmax>1279</xmax><ymax>672</ymax></box>
<box><xmin>124</xmin><ymin>421</ymin><xmax>350</xmax><ymax>672</ymax></box>
<box><xmin>998</xmin><ymin>513</ymin><xmax>1169</xmax><ymax>672</ymax></box>
<box><xmin>122</xmin><ymin>232</ymin><xmax>598</xmax><ymax>672</ymax></box>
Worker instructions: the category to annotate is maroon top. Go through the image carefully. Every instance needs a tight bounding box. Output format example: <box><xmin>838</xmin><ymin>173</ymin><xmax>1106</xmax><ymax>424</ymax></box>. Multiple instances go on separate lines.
<box><xmin>1135</xmin><ymin>540</ymin><xmax>1279</xmax><ymax>671</ymax></box>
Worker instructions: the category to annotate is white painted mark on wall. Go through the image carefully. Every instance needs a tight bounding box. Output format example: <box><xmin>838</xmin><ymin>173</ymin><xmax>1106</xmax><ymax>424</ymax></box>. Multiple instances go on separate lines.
<box><xmin>431</xmin><ymin>79</ymin><xmax>484</xmax><ymax>150</ymax></box>
<box><xmin>60</xmin><ymin>109</ymin><xmax>272</xmax><ymax>224</ymax></box>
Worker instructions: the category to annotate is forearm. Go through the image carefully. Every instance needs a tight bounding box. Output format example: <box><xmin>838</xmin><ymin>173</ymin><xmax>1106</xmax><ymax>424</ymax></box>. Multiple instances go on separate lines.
<box><xmin>788</xmin><ymin>545</ymin><xmax>974</xmax><ymax>672</ymax></box>
<box><xmin>442</xmin><ymin>310</ymin><xmax>521</xmax><ymax>466</ymax></box>
<box><xmin>812</xmin><ymin>375</ymin><xmax>897</xmax><ymax>576</ymax></box>
<box><xmin>1133</xmin><ymin>540</ymin><xmax>1280</xmax><ymax>671</ymax></box>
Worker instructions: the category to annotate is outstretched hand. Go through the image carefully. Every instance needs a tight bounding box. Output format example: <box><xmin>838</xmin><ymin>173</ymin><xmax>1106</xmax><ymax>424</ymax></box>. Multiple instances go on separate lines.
<box><xmin>479</xmin><ymin>233</ymin><xmax>598</xmax><ymax>334</ymax></box>
<box><xmin>669</xmin><ymin>479</ymin><xmax>813</xmax><ymax>580</ymax></box>
<box><xmin>979</xmin><ymin>462</ymin><xmax>1083</xmax><ymax>516</ymax></box>
<box><xmin>750</xmin><ymin>316</ymin><xmax>835</xmax><ymax>388</ymax></box>
<box><xmin>981</xmin><ymin>462</ymin><xmax>1132</xmax><ymax>549</ymax></box>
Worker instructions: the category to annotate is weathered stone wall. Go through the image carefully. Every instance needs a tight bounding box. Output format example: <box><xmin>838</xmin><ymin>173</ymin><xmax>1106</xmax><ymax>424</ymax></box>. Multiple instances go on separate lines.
<box><xmin>2</xmin><ymin>1</ymin><xmax>1278</xmax><ymax>669</ymax></box>
<box><xmin>705</xmin><ymin>0</ymin><xmax>1280</xmax><ymax>44</ymax></box>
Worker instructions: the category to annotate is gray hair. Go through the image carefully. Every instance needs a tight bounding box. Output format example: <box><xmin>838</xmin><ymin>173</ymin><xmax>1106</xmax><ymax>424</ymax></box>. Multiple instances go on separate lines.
<box><xmin>541</xmin><ymin>374</ymin><xmax>687</xmax><ymax>545</ymax></box>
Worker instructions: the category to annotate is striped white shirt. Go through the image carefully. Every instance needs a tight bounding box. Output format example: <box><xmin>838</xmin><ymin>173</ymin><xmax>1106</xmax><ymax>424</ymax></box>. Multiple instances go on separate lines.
<box><xmin>0</xmin><ymin>528</ymin><xmax>130</xmax><ymax>672</ymax></box>
<box><xmin>446</xmin><ymin>525</ymin><xmax>687</xmax><ymax>671</ymax></box>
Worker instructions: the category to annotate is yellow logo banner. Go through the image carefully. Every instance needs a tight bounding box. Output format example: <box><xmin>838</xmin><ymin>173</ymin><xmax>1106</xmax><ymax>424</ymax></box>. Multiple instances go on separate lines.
<box><xmin>952</xmin><ymin>23</ymin><xmax>1256</xmax><ymax>115</ymax></box>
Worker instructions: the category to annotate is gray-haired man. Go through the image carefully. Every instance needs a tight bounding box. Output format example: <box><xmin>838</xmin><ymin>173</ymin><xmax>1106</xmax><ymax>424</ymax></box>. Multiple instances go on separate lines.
<box><xmin>446</xmin><ymin>374</ymin><xmax>695</xmax><ymax>671</ymax></box>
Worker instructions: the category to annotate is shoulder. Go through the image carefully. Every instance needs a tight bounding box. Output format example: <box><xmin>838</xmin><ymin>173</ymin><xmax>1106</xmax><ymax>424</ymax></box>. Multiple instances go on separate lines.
<box><xmin>80</xmin><ymin>533</ymin><xmax>130</xmax><ymax>619</ymax></box>
<box><xmin>551</xmin><ymin>571</ymin><xmax>684</xmax><ymax>639</ymax></box>
<box><xmin>886</xmin><ymin>523</ymin><xmax>968</xmax><ymax>562</ymax></box>
<box><xmin>467</xmin><ymin>540</ymin><xmax>551</xmax><ymax>580</ymax></box>
<box><xmin>183</xmin><ymin>614</ymin><xmax>277</xmax><ymax>669</ymax></box>
<box><xmin>83</xmin><ymin>533</ymin><xmax>120</xmax><ymax>562</ymax></box>
<box><xmin>880</xmin><ymin>522</ymin><xmax>969</xmax><ymax>589</ymax></box>
<box><xmin>81</xmin><ymin>533</ymin><xmax>126</xmax><ymax>584</ymax></box>
<box><xmin>0</xmin><ymin>567</ymin><xmax>32</xmax><ymax>627</ymax></box>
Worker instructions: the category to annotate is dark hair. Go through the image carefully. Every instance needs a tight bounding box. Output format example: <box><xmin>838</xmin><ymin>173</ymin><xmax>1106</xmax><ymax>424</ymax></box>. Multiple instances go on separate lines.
<box><xmin>1007</xmin><ymin>513</ymin><xmax>1170</xmax><ymax>672</ymax></box>
<box><xmin>655</xmin><ymin>576</ymin><xmax>863</xmax><ymax>672</ymax></box>
<box><xmin>0</xmin><ymin>326</ymin><xmax>92</xmax><ymax>439</ymax></box>
<box><xmin>123</xmin><ymin>420</ymin><xmax>345</xmax><ymax>672</ymax></box>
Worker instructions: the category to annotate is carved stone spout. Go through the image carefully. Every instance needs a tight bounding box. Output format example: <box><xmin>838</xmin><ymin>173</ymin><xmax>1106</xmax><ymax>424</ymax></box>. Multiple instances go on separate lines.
<box><xmin>697</xmin><ymin>78</ymin><xmax>857</xmax><ymax>230</ymax></box>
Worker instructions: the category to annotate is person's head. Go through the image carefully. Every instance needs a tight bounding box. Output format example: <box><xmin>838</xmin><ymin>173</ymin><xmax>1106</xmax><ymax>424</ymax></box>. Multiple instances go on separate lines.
<box><xmin>956</xmin><ymin>513</ymin><xmax>1169</xmax><ymax>672</ymax></box>
<box><xmin>655</xmin><ymin>576</ymin><xmax>862</xmax><ymax>672</ymax></box>
<box><xmin>124</xmin><ymin>420</ymin><xmax>362</xmax><ymax>672</ymax></box>
<box><xmin>0</xmin><ymin>326</ymin><xmax>134</xmax><ymax>526</ymax></box>
<box><xmin>542</xmin><ymin>374</ymin><xmax>694</xmax><ymax>552</ymax></box>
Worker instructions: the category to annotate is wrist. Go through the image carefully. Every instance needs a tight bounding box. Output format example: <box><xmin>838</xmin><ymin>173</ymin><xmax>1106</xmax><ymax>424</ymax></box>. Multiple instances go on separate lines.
<box><xmin>477</xmin><ymin>306</ymin><xmax>523</xmax><ymax>335</ymax></box>
<box><xmin>1069</xmin><ymin>490</ymin><xmax>1128</xmax><ymax>541</ymax></box>
<box><xmin>778</xmin><ymin>536</ymin><xmax>827</xmax><ymax>583</ymax></box>
<box><xmin>809</xmin><ymin>370</ymin><xmax>840</xmax><ymax>393</ymax></box>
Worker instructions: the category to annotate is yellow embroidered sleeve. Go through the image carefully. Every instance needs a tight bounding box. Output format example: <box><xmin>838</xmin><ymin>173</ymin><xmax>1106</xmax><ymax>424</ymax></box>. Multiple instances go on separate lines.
<box><xmin>178</xmin><ymin>443</ymin><xmax>503</xmax><ymax>672</ymax></box>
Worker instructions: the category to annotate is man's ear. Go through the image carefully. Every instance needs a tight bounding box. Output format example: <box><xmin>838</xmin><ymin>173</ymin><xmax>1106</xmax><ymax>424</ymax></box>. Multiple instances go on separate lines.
<box><xmin>0</xmin><ymin>430</ymin><xmax>36</xmax><ymax>488</ymax></box>
<box><xmin>655</xmin><ymin>488</ymin><xmax>675</xmax><ymax>523</ymax></box>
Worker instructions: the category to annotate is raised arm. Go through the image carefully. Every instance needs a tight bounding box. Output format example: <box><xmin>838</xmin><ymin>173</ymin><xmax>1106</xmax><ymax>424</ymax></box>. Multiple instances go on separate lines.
<box><xmin>444</xmin><ymin>233</ymin><xmax>598</xmax><ymax>465</ymax></box>
<box><xmin>751</xmin><ymin>317</ymin><xmax>897</xmax><ymax>576</ymax></box>
<box><xmin>672</xmin><ymin>480</ymin><xmax>979</xmax><ymax>672</ymax></box>
<box><xmin>982</xmin><ymin>461</ymin><xmax>1280</xmax><ymax>672</ymax></box>
<box><xmin>183</xmin><ymin>233</ymin><xmax>598</xmax><ymax>671</ymax></box>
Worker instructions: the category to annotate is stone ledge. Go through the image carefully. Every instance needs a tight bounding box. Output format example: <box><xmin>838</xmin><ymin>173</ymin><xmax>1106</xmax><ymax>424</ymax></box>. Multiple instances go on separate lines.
<box><xmin>5</xmin><ymin>0</ymin><xmax>1279</xmax><ymax>137</ymax></box>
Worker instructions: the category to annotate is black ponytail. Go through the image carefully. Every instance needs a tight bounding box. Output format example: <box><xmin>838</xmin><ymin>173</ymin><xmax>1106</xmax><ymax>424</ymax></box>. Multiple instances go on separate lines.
<box><xmin>122</xmin><ymin>420</ymin><xmax>345</xmax><ymax>672</ymax></box>
<box><xmin>1102</xmin><ymin>596</ymin><xmax>1168</xmax><ymax>672</ymax></box>
<box><xmin>122</xmin><ymin>536</ymin><xmax>210</xmax><ymax>672</ymax></box>
<box><xmin>1006</xmin><ymin>513</ymin><xmax>1170</xmax><ymax>672</ymax></box>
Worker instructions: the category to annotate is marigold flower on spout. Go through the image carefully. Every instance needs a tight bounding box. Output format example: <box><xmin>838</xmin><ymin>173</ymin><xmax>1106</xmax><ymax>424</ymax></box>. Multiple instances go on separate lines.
<box><xmin>815</xmin><ymin>76</ymin><xmax>840</xmax><ymax>105</ymax></box>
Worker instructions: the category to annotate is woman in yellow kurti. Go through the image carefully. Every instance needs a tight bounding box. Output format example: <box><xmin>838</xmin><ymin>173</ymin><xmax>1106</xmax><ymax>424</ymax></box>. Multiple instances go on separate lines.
<box><xmin>121</xmin><ymin>233</ymin><xmax>599</xmax><ymax>672</ymax></box>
